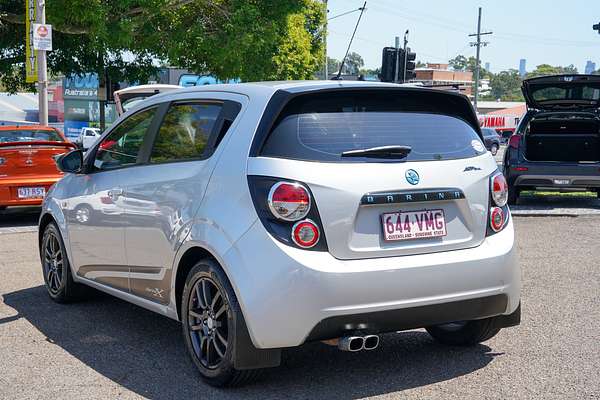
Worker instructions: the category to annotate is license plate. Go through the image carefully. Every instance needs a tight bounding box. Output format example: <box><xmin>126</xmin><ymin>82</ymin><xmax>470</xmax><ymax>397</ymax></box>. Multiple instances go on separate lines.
<box><xmin>381</xmin><ymin>209</ymin><xmax>447</xmax><ymax>241</ymax></box>
<box><xmin>553</xmin><ymin>179</ymin><xmax>570</xmax><ymax>185</ymax></box>
<box><xmin>17</xmin><ymin>187</ymin><xmax>46</xmax><ymax>199</ymax></box>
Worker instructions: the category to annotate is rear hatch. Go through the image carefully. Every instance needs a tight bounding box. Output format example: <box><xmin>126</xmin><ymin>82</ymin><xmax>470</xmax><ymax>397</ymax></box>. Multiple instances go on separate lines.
<box><xmin>250</xmin><ymin>88</ymin><xmax>497</xmax><ymax>260</ymax></box>
<box><xmin>522</xmin><ymin>75</ymin><xmax>600</xmax><ymax>110</ymax></box>
<box><xmin>114</xmin><ymin>84</ymin><xmax>182</xmax><ymax>115</ymax></box>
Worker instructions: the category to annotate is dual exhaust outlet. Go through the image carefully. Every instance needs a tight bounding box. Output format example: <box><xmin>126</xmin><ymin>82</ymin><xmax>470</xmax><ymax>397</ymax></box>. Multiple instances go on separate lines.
<box><xmin>336</xmin><ymin>334</ymin><xmax>380</xmax><ymax>352</ymax></box>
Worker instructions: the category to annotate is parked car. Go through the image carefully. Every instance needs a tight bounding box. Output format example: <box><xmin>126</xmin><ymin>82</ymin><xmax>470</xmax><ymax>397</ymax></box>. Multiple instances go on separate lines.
<box><xmin>39</xmin><ymin>81</ymin><xmax>520</xmax><ymax>387</ymax></box>
<box><xmin>0</xmin><ymin>125</ymin><xmax>75</xmax><ymax>210</ymax></box>
<box><xmin>503</xmin><ymin>74</ymin><xmax>600</xmax><ymax>204</ymax></box>
<box><xmin>113</xmin><ymin>84</ymin><xmax>181</xmax><ymax>116</ymax></box>
<box><xmin>75</xmin><ymin>127</ymin><xmax>101</xmax><ymax>150</ymax></box>
<box><xmin>482</xmin><ymin>127</ymin><xmax>501</xmax><ymax>155</ymax></box>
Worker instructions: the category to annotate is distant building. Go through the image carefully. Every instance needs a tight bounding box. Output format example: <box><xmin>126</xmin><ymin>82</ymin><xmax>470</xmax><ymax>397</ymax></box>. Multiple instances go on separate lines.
<box><xmin>519</xmin><ymin>59</ymin><xmax>527</xmax><ymax>77</ymax></box>
<box><xmin>585</xmin><ymin>61</ymin><xmax>596</xmax><ymax>74</ymax></box>
<box><xmin>484</xmin><ymin>62</ymin><xmax>490</xmax><ymax>72</ymax></box>
<box><xmin>414</xmin><ymin>63</ymin><xmax>473</xmax><ymax>95</ymax></box>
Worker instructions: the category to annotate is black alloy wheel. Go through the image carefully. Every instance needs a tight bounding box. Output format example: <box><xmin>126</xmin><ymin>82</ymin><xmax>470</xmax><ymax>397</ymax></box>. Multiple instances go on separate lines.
<box><xmin>187</xmin><ymin>276</ymin><xmax>230</xmax><ymax>369</ymax></box>
<box><xmin>43</xmin><ymin>229</ymin><xmax>64</xmax><ymax>295</ymax></box>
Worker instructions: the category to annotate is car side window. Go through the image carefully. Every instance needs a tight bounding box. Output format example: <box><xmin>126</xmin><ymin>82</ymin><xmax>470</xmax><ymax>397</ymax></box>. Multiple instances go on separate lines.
<box><xmin>150</xmin><ymin>103</ymin><xmax>223</xmax><ymax>164</ymax></box>
<box><xmin>94</xmin><ymin>107</ymin><xmax>157</xmax><ymax>171</ymax></box>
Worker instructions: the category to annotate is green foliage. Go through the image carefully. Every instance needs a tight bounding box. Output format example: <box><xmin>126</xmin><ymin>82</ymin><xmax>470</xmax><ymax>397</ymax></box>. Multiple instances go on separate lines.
<box><xmin>525</xmin><ymin>64</ymin><xmax>579</xmax><ymax>78</ymax></box>
<box><xmin>449</xmin><ymin>54</ymin><xmax>490</xmax><ymax>78</ymax></box>
<box><xmin>486</xmin><ymin>69</ymin><xmax>523</xmax><ymax>101</ymax></box>
<box><xmin>0</xmin><ymin>0</ymin><xmax>325</xmax><ymax>92</ymax></box>
<box><xmin>328</xmin><ymin>52</ymin><xmax>364</xmax><ymax>75</ymax></box>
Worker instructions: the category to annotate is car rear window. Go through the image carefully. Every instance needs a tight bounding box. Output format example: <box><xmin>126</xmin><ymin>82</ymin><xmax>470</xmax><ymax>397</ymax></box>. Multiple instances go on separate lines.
<box><xmin>260</xmin><ymin>91</ymin><xmax>485</xmax><ymax>163</ymax></box>
<box><xmin>0</xmin><ymin>129</ymin><xmax>63</xmax><ymax>143</ymax></box>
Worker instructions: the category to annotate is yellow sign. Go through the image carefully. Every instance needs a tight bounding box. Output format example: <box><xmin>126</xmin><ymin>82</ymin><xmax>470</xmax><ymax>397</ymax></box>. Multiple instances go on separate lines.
<box><xmin>25</xmin><ymin>0</ymin><xmax>38</xmax><ymax>83</ymax></box>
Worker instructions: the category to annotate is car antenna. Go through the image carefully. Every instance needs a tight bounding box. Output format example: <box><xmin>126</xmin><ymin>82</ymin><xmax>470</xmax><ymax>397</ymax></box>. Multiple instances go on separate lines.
<box><xmin>334</xmin><ymin>1</ymin><xmax>367</xmax><ymax>80</ymax></box>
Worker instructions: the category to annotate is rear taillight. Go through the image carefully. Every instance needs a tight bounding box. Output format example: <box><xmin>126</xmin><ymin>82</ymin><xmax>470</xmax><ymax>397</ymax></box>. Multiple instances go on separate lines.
<box><xmin>513</xmin><ymin>166</ymin><xmax>528</xmax><ymax>172</ymax></box>
<box><xmin>248</xmin><ymin>176</ymin><xmax>328</xmax><ymax>251</ymax></box>
<box><xmin>491</xmin><ymin>173</ymin><xmax>508</xmax><ymax>207</ymax></box>
<box><xmin>268</xmin><ymin>182</ymin><xmax>310</xmax><ymax>221</ymax></box>
<box><xmin>508</xmin><ymin>135</ymin><xmax>520</xmax><ymax>149</ymax></box>
<box><xmin>487</xmin><ymin>171</ymin><xmax>509</xmax><ymax>236</ymax></box>
<box><xmin>489</xmin><ymin>207</ymin><xmax>505</xmax><ymax>232</ymax></box>
<box><xmin>292</xmin><ymin>220</ymin><xmax>320</xmax><ymax>248</ymax></box>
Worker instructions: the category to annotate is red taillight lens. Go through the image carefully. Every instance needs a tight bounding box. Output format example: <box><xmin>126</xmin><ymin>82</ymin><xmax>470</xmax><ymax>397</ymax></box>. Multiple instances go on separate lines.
<box><xmin>491</xmin><ymin>173</ymin><xmax>508</xmax><ymax>207</ymax></box>
<box><xmin>490</xmin><ymin>207</ymin><xmax>505</xmax><ymax>232</ymax></box>
<box><xmin>513</xmin><ymin>166</ymin><xmax>528</xmax><ymax>172</ymax></box>
<box><xmin>292</xmin><ymin>220</ymin><xmax>320</xmax><ymax>248</ymax></box>
<box><xmin>508</xmin><ymin>135</ymin><xmax>520</xmax><ymax>149</ymax></box>
<box><xmin>268</xmin><ymin>182</ymin><xmax>310</xmax><ymax>221</ymax></box>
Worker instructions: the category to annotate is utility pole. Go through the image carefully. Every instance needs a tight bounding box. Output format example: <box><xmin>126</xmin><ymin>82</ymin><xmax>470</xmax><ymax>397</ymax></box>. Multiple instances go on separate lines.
<box><xmin>402</xmin><ymin>30</ymin><xmax>409</xmax><ymax>82</ymax></box>
<box><xmin>323</xmin><ymin>0</ymin><xmax>328</xmax><ymax>79</ymax></box>
<box><xmin>469</xmin><ymin>7</ymin><xmax>492</xmax><ymax>112</ymax></box>
<box><xmin>36</xmin><ymin>0</ymin><xmax>48</xmax><ymax>126</ymax></box>
<box><xmin>393</xmin><ymin>36</ymin><xmax>400</xmax><ymax>83</ymax></box>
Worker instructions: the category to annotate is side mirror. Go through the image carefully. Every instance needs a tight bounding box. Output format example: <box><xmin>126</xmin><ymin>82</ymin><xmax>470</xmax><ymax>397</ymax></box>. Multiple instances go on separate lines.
<box><xmin>55</xmin><ymin>149</ymin><xmax>84</xmax><ymax>173</ymax></box>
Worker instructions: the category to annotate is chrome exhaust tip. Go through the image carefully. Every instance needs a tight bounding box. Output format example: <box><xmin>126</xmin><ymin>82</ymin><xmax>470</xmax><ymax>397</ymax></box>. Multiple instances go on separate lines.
<box><xmin>363</xmin><ymin>335</ymin><xmax>380</xmax><ymax>350</ymax></box>
<box><xmin>338</xmin><ymin>336</ymin><xmax>364</xmax><ymax>352</ymax></box>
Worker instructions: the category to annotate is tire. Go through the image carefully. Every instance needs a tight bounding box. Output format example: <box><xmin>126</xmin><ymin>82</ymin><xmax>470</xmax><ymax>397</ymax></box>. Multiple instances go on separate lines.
<box><xmin>40</xmin><ymin>222</ymin><xmax>87</xmax><ymax>303</ymax></box>
<box><xmin>181</xmin><ymin>259</ymin><xmax>262</xmax><ymax>387</ymax></box>
<box><xmin>507</xmin><ymin>185</ymin><xmax>519</xmax><ymax>205</ymax></box>
<box><xmin>426</xmin><ymin>318</ymin><xmax>501</xmax><ymax>346</ymax></box>
<box><xmin>490</xmin><ymin>144</ymin><xmax>499</xmax><ymax>156</ymax></box>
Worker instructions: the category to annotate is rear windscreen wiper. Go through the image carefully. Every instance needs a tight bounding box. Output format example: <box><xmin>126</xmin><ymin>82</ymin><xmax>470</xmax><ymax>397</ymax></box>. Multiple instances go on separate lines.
<box><xmin>341</xmin><ymin>145</ymin><xmax>412</xmax><ymax>159</ymax></box>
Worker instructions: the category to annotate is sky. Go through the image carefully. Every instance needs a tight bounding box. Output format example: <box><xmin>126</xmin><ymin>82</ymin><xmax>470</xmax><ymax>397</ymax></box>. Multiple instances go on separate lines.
<box><xmin>326</xmin><ymin>0</ymin><xmax>600</xmax><ymax>73</ymax></box>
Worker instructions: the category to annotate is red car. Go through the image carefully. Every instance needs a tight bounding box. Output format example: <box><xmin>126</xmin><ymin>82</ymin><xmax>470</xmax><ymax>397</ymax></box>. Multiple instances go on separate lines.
<box><xmin>0</xmin><ymin>125</ymin><xmax>76</xmax><ymax>209</ymax></box>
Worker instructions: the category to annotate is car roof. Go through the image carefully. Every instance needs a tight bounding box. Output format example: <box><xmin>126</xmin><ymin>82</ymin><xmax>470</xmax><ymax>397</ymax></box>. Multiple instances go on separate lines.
<box><xmin>147</xmin><ymin>80</ymin><xmax>439</xmax><ymax>99</ymax></box>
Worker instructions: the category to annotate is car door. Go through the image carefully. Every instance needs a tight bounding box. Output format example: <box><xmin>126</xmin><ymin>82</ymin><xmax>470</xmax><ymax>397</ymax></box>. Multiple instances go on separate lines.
<box><xmin>66</xmin><ymin>106</ymin><xmax>160</xmax><ymax>292</ymax></box>
<box><xmin>121</xmin><ymin>95</ymin><xmax>242</xmax><ymax>304</ymax></box>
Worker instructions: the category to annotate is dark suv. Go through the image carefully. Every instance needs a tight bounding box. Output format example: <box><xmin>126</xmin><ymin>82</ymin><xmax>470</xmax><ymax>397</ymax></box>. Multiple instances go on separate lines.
<box><xmin>503</xmin><ymin>75</ymin><xmax>600</xmax><ymax>204</ymax></box>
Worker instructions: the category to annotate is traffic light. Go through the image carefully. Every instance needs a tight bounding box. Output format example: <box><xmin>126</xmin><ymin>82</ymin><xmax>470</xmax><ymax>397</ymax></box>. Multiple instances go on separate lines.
<box><xmin>380</xmin><ymin>47</ymin><xmax>397</xmax><ymax>82</ymax></box>
<box><xmin>404</xmin><ymin>48</ymin><xmax>417</xmax><ymax>81</ymax></box>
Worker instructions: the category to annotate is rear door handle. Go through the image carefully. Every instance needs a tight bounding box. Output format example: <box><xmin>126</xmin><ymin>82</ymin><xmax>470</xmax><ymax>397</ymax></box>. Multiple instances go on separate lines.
<box><xmin>107</xmin><ymin>188</ymin><xmax>123</xmax><ymax>200</ymax></box>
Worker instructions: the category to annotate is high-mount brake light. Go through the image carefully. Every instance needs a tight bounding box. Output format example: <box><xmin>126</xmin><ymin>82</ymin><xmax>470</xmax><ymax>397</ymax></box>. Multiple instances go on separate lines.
<box><xmin>268</xmin><ymin>182</ymin><xmax>311</xmax><ymax>221</ymax></box>
<box><xmin>292</xmin><ymin>220</ymin><xmax>320</xmax><ymax>248</ymax></box>
<box><xmin>491</xmin><ymin>173</ymin><xmax>508</xmax><ymax>207</ymax></box>
<box><xmin>490</xmin><ymin>207</ymin><xmax>505</xmax><ymax>232</ymax></box>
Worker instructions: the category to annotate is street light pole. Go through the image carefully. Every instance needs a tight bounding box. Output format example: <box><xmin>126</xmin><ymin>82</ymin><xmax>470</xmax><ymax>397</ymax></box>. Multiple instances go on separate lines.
<box><xmin>36</xmin><ymin>0</ymin><xmax>48</xmax><ymax>126</ymax></box>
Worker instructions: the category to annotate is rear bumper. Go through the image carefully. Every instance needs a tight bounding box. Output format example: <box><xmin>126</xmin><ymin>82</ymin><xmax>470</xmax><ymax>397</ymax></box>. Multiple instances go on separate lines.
<box><xmin>507</xmin><ymin>163</ymin><xmax>600</xmax><ymax>191</ymax></box>
<box><xmin>512</xmin><ymin>173</ymin><xmax>600</xmax><ymax>191</ymax></box>
<box><xmin>0</xmin><ymin>177</ymin><xmax>60</xmax><ymax>207</ymax></box>
<box><xmin>224</xmin><ymin>217</ymin><xmax>520</xmax><ymax>349</ymax></box>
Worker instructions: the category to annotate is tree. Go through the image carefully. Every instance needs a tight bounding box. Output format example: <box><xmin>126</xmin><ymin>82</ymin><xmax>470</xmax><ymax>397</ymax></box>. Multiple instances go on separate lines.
<box><xmin>343</xmin><ymin>52</ymin><xmax>364</xmax><ymax>75</ymax></box>
<box><xmin>327</xmin><ymin>57</ymin><xmax>341</xmax><ymax>75</ymax></box>
<box><xmin>526</xmin><ymin>64</ymin><xmax>579</xmax><ymax>78</ymax></box>
<box><xmin>0</xmin><ymin>0</ymin><xmax>325</xmax><ymax>92</ymax></box>
<box><xmin>486</xmin><ymin>69</ymin><xmax>523</xmax><ymax>101</ymax></box>
<box><xmin>416</xmin><ymin>60</ymin><xmax>426</xmax><ymax>68</ymax></box>
<box><xmin>449</xmin><ymin>54</ymin><xmax>490</xmax><ymax>78</ymax></box>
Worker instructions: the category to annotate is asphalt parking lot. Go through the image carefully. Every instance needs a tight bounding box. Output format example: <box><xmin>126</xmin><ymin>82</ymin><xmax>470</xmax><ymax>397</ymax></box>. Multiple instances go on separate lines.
<box><xmin>1</xmin><ymin>206</ymin><xmax>599</xmax><ymax>399</ymax></box>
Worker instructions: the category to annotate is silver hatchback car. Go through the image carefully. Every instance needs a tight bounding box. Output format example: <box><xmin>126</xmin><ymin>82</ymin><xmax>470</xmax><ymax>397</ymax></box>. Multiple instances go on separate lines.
<box><xmin>39</xmin><ymin>81</ymin><xmax>520</xmax><ymax>387</ymax></box>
